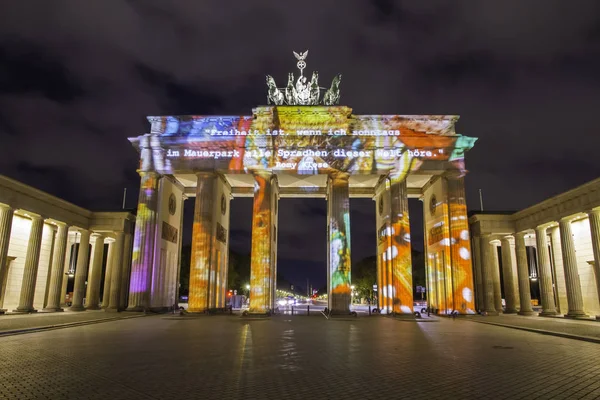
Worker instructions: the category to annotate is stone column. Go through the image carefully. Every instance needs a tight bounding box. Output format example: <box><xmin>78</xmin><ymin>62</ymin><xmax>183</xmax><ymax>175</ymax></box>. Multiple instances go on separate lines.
<box><xmin>389</xmin><ymin>178</ymin><xmax>413</xmax><ymax>314</ymax></box>
<box><xmin>490</xmin><ymin>241</ymin><xmax>502</xmax><ymax>312</ymax></box>
<box><xmin>535</xmin><ymin>225</ymin><xmax>557</xmax><ymax>316</ymax></box>
<box><xmin>500</xmin><ymin>237</ymin><xmax>518</xmax><ymax>313</ymax></box>
<box><xmin>119</xmin><ymin>232</ymin><xmax>133</xmax><ymax>310</ymax></box>
<box><xmin>106</xmin><ymin>232</ymin><xmax>125</xmax><ymax>311</ymax></box>
<box><xmin>472</xmin><ymin>237</ymin><xmax>485</xmax><ymax>313</ymax></box>
<box><xmin>327</xmin><ymin>172</ymin><xmax>352</xmax><ymax>315</ymax></box>
<box><xmin>480</xmin><ymin>235</ymin><xmax>498</xmax><ymax>315</ymax></box>
<box><xmin>559</xmin><ymin>217</ymin><xmax>587</xmax><ymax>317</ymax></box>
<box><xmin>0</xmin><ymin>204</ymin><xmax>14</xmax><ymax>312</ymax></box>
<box><xmin>188</xmin><ymin>172</ymin><xmax>217</xmax><ymax>313</ymax></box>
<box><xmin>69</xmin><ymin>229</ymin><xmax>91</xmax><ymax>311</ymax></box>
<box><xmin>249</xmin><ymin>171</ymin><xmax>275</xmax><ymax>314</ymax></box>
<box><xmin>42</xmin><ymin>223</ymin><xmax>70</xmax><ymax>312</ymax></box>
<box><xmin>14</xmin><ymin>215</ymin><xmax>45</xmax><ymax>313</ymax></box>
<box><xmin>85</xmin><ymin>234</ymin><xmax>105</xmax><ymax>310</ymax></box>
<box><xmin>587</xmin><ymin>209</ymin><xmax>600</xmax><ymax>319</ymax></box>
<box><xmin>127</xmin><ymin>171</ymin><xmax>161</xmax><ymax>311</ymax></box>
<box><xmin>515</xmin><ymin>232</ymin><xmax>535</xmax><ymax>315</ymax></box>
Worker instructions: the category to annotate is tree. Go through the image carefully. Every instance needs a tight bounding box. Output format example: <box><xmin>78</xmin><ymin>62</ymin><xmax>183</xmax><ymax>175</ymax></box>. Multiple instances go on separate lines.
<box><xmin>352</xmin><ymin>255</ymin><xmax>377</xmax><ymax>300</ymax></box>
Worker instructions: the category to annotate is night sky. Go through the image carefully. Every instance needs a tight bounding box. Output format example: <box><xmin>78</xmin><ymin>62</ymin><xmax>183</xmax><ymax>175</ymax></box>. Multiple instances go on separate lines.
<box><xmin>2</xmin><ymin>1</ymin><xmax>600</xmax><ymax>289</ymax></box>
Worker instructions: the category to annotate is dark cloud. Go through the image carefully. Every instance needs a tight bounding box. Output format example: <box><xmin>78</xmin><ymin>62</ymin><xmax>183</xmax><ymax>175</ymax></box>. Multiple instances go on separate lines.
<box><xmin>1</xmin><ymin>1</ymin><xmax>600</xmax><ymax>288</ymax></box>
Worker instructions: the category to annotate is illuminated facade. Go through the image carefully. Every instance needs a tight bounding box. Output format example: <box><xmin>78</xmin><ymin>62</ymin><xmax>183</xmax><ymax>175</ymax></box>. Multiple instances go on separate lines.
<box><xmin>126</xmin><ymin>104</ymin><xmax>478</xmax><ymax>315</ymax></box>
<box><xmin>470</xmin><ymin>178</ymin><xmax>600</xmax><ymax>319</ymax></box>
<box><xmin>0</xmin><ymin>175</ymin><xmax>135</xmax><ymax>314</ymax></box>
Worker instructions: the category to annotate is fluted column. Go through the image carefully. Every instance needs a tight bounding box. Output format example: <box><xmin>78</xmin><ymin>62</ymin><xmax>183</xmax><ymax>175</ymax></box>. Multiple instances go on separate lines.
<box><xmin>327</xmin><ymin>172</ymin><xmax>352</xmax><ymax>315</ymax></box>
<box><xmin>559</xmin><ymin>218</ymin><xmax>587</xmax><ymax>317</ymax></box>
<box><xmin>587</xmin><ymin>209</ymin><xmax>600</xmax><ymax>319</ymax></box>
<box><xmin>127</xmin><ymin>171</ymin><xmax>161</xmax><ymax>311</ymax></box>
<box><xmin>188</xmin><ymin>172</ymin><xmax>217</xmax><ymax>312</ymax></box>
<box><xmin>471</xmin><ymin>236</ymin><xmax>484</xmax><ymax>312</ymax></box>
<box><xmin>69</xmin><ymin>229</ymin><xmax>91</xmax><ymax>311</ymax></box>
<box><xmin>389</xmin><ymin>178</ymin><xmax>413</xmax><ymax>314</ymax></box>
<box><xmin>535</xmin><ymin>226</ymin><xmax>557</xmax><ymax>316</ymax></box>
<box><xmin>119</xmin><ymin>232</ymin><xmax>133</xmax><ymax>310</ymax></box>
<box><xmin>42</xmin><ymin>223</ymin><xmax>70</xmax><ymax>312</ymax></box>
<box><xmin>14</xmin><ymin>215</ymin><xmax>45</xmax><ymax>313</ymax></box>
<box><xmin>106</xmin><ymin>232</ymin><xmax>125</xmax><ymax>311</ymax></box>
<box><xmin>85</xmin><ymin>234</ymin><xmax>105</xmax><ymax>310</ymax></box>
<box><xmin>249</xmin><ymin>171</ymin><xmax>275</xmax><ymax>314</ymax></box>
<box><xmin>0</xmin><ymin>205</ymin><xmax>14</xmax><ymax>312</ymax></box>
<box><xmin>515</xmin><ymin>232</ymin><xmax>535</xmax><ymax>315</ymax></box>
<box><xmin>480</xmin><ymin>235</ymin><xmax>498</xmax><ymax>315</ymax></box>
<box><xmin>490</xmin><ymin>242</ymin><xmax>502</xmax><ymax>312</ymax></box>
<box><xmin>500</xmin><ymin>237</ymin><xmax>518</xmax><ymax>313</ymax></box>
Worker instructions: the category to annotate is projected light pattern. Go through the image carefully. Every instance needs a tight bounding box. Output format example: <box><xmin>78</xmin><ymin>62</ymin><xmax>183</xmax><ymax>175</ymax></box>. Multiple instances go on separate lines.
<box><xmin>425</xmin><ymin>177</ymin><xmax>475</xmax><ymax>315</ymax></box>
<box><xmin>447</xmin><ymin>178</ymin><xmax>475</xmax><ymax>314</ymax></box>
<box><xmin>390</xmin><ymin>180</ymin><xmax>413</xmax><ymax>314</ymax></box>
<box><xmin>327</xmin><ymin>172</ymin><xmax>352</xmax><ymax>314</ymax></box>
<box><xmin>128</xmin><ymin>172</ymin><xmax>159</xmax><ymax>310</ymax></box>
<box><xmin>132</xmin><ymin>107</ymin><xmax>477</xmax><ymax>314</ymax></box>
<box><xmin>142</xmin><ymin>107</ymin><xmax>475</xmax><ymax>178</ymax></box>
<box><xmin>249</xmin><ymin>172</ymin><xmax>275</xmax><ymax>314</ymax></box>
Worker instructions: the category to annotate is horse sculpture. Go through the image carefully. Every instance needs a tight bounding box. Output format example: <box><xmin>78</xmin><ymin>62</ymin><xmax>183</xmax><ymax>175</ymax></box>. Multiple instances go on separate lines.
<box><xmin>309</xmin><ymin>71</ymin><xmax>320</xmax><ymax>105</ymax></box>
<box><xmin>266</xmin><ymin>75</ymin><xmax>285</xmax><ymax>105</ymax></box>
<box><xmin>285</xmin><ymin>73</ymin><xmax>297</xmax><ymax>105</ymax></box>
<box><xmin>323</xmin><ymin>74</ymin><xmax>342</xmax><ymax>106</ymax></box>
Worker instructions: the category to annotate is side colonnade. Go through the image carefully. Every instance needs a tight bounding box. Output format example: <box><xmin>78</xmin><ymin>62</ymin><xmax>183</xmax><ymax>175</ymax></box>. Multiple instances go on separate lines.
<box><xmin>470</xmin><ymin>178</ymin><xmax>600</xmax><ymax>319</ymax></box>
<box><xmin>0</xmin><ymin>176</ymin><xmax>135</xmax><ymax>314</ymax></box>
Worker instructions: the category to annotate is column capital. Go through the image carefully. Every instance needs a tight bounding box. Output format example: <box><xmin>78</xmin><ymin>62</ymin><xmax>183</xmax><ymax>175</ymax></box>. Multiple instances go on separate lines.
<box><xmin>500</xmin><ymin>236</ymin><xmax>514</xmax><ymax>244</ymax></box>
<box><xmin>195</xmin><ymin>171</ymin><xmax>216</xmax><ymax>178</ymax></box>
<box><xmin>0</xmin><ymin>203</ymin><xmax>14</xmax><ymax>211</ymax></box>
<box><xmin>559</xmin><ymin>215</ymin><xmax>576</xmax><ymax>223</ymax></box>
<box><xmin>586</xmin><ymin>208</ymin><xmax>600</xmax><ymax>217</ymax></box>
<box><xmin>515</xmin><ymin>231</ymin><xmax>528</xmax><ymax>240</ymax></box>
<box><xmin>91</xmin><ymin>232</ymin><xmax>105</xmax><ymax>241</ymax></box>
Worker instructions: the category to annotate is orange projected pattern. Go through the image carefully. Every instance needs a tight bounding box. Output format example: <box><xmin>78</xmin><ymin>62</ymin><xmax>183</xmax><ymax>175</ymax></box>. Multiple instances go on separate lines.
<box><xmin>188</xmin><ymin>175</ymin><xmax>216</xmax><ymax>312</ymax></box>
<box><xmin>448</xmin><ymin>186</ymin><xmax>475</xmax><ymax>314</ymax></box>
<box><xmin>249</xmin><ymin>172</ymin><xmax>274</xmax><ymax>314</ymax></box>
<box><xmin>425</xmin><ymin>178</ymin><xmax>475</xmax><ymax>315</ymax></box>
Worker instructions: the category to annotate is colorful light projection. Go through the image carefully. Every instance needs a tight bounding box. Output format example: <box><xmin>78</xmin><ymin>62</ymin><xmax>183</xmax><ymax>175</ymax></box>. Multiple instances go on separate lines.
<box><xmin>248</xmin><ymin>171</ymin><xmax>276</xmax><ymax>314</ymax></box>
<box><xmin>133</xmin><ymin>107</ymin><xmax>477</xmax><ymax>314</ymax></box>
<box><xmin>127</xmin><ymin>171</ymin><xmax>160</xmax><ymax>310</ymax></box>
<box><xmin>188</xmin><ymin>173</ymin><xmax>217</xmax><ymax>312</ymax></box>
<box><xmin>327</xmin><ymin>172</ymin><xmax>352</xmax><ymax>314</ymax></box>
<box><xmin>424</xmin><ymin>177</ymin><xmax>475</xmax><ymax>315</ymax></box>
<box><xmin>141</xmin><ymin>107</ymin><xmax>476</xmax><ymax>179</ymax></box>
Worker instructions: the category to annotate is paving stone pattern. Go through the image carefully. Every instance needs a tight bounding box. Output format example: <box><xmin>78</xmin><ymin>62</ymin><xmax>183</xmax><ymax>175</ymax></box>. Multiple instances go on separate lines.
<box><xmin>0</xmin><ymin>310</ymin><xmax>144</xmax><ymax>333</ymax></box>
<box><xmin>472</xmin><ymin>314</ymin><xmax>600</xmax><ymax>339</ymax></box>
<box><xmin>0</xmin><ymin>315</ymin><xmax>599</xmax><ymax>399</ymax></box>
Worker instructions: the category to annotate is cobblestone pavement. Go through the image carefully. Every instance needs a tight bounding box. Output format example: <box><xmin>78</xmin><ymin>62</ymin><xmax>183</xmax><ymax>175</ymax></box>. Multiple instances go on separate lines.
<box><xmin>1</xmin><ymin>315</ymin><xmax>600</xmax><ymax>399</ymax></box>
<box><xmin>471</xmin><ymin>314</ymin><xmax>600</xmax><ymax>340</ymax></box>
<box><xmin>0</xmin><ymin>310</ymin><xmax>145</xmax><ymax>334</ymax></box>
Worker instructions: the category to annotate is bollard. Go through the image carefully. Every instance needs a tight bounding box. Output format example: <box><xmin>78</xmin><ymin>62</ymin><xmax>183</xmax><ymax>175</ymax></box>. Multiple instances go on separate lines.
<box><xmin>291</xmin><ymin>305</ymin><xmax>294</xmax><ymax>315</ymax></box>
<box><xmin>368</xmin><ymin>305</ymin><xmax>371</xmax><ymax>315</ymax></box>
<box><xmin>307</xmin><ymin>305</ymin><xmax>310</xmax><ymax>316</ymax></box>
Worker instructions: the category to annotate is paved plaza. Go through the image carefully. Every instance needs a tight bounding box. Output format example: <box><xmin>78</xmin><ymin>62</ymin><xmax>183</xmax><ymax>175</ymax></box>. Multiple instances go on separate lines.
<box><xmin>0</xmin><ymin>314</ymin><xmax>599</xmax><ymax>399</ymax></box>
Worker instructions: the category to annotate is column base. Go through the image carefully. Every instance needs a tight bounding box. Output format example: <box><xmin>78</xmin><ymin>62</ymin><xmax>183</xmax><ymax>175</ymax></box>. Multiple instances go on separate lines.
<box><xmin>565</xmin><ymin>312</ymin><xmax>589</xmax><ymax>318</ymax></box>
<box><xmin>0</xmin><ymin>309</ymin><xmax>6</xmax><ymax>314</ymax></box>
<box><xmin>105</xmin><ymin>307</ymin><xmax>122</xmax><ymax>313</ymax></box>
<box><xmin>596</xmin><ymin>315</ymin><xmax>600</xmax><ymax>321</ymax></box>
<box><xmin>125</xmin><ymin>306</ymin><xmax>146</xmax><ymax>312</ymax></box>
<box><xmin>85</xmin><ymin>305</ymin><xmax>102</xmax><ymax>311</ymax></box>
<box><xmin>482</xmin><ymin>310</ymin><xmax>499</xmax><ymax>316</ymax></box>
<box><xmin>539</xmin><ymin>310</ymin><xmax>558</xmax><ymax>316</ymax></box>
<box><xmin>68</xmin><ymin>306</ymin><xmax>86</xmax><ymax>312</ymax></box>
<box><xmin>186</xmin><ymin>308</ymin><xmax>208</xmax><ymax>314</ymax></box>
<box><xmin>40</xmin><ymin>307</ymin><xmax>64</xmax><ymax>313</ymax></box>
<box><xmin>12</xmin><ymin>308</ymin><xmax>37</xmax><ymax>314</ymax></box>
<box><xmin>518</xmin><ymin>310</ymin><xmax>536</xmax><ymax>316</ymax></box>
<box><xmin>504</xmin><ymin>309</ymin><xmax>518</xmax><ymax>314</ymax></box>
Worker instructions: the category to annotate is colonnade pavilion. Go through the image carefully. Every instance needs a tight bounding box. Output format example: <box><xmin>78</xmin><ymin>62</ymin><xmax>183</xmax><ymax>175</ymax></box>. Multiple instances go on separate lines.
<box><xmin>470</xmin><ymin>178</ymin><xmax>600</xmax><ymax>319</ymax></box>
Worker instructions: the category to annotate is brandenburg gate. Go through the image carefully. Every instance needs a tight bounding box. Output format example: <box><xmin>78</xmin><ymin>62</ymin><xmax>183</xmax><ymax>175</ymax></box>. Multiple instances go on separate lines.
<box><xmin>125</xmin><ymin>52</ymin><xmax>478</xmax><ymax>315</ymax></box>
